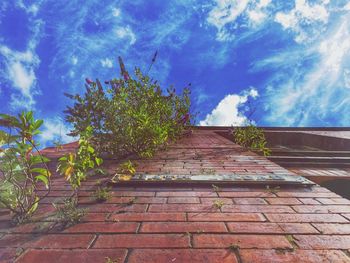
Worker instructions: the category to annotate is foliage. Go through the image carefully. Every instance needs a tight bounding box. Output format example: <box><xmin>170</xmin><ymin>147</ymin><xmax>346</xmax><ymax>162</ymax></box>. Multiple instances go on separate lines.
<box><xmin>64</xmin><ymin>56</ymin><xmax>192</xmax><ymax>159</ymax></box>
<box><xmin>112</xmin><ymin>160</ymin><xmax>137</xmax><ymax>182</ymax></box>
<box><xmin>0</xmin><ymin>111</ymin><xmax>51</xmax><ymax>224</ymax></box>
<box><xmin>93</xmin><ymin>186</ymin><xmax>111</xmax><ymax>202</ymax></box>
<box><xmin>233</xmin><ymin>124</ymin><xmax>271</xmax><ymax>156</ymax></box>
<box><xmin>212</xmin><ymin>200</ymin><xmax>225</xmax><ymax>210</ymax></box>
<box><xmin>53</xmin><ymin>197</ymin><xmax>86</xmax><ymax>227</ymax></box>
<box><xmin>57</xmin><ymin>126</ymin><xmax>103</xmax><ymax>191</ymax></box>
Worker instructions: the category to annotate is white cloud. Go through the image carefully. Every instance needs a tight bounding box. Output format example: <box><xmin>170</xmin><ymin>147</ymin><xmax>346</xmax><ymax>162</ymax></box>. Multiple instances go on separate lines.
<box><xmin>101</xmin><ymin>58</ymin><xmax>113</xmax><ymax>68</ymax></box>
<box><xmin>275</xmin><ymin>0</ymin><xmax>329</xmax><ymax>43</ymax></box>
<box><xmin>0</xmin><ymin>46</ymin><xmax>39</xmax><ymax>109</ymax></box>
<box><xmin>71</xmin><ymin>56</ymin><xmax>78</xmax><ymax>65</ymax></box>
<box><xmin>199</xmin><ymin>87</ymin><xmax>258</xmax><ymax>126</ymax></box>
<box><xmin>112</xmin><ymin>8</ymin><xmax>121</xmax><ymax>17</ymax></box>
<box><xmin>261</xmin><ymin>14</ymin><xmax>350</xmax><ymax>126</ymax></box>
<box><xmin>206</xmin><ymin>0</ymin><xmax>272</xmax><ymax>41</ymax></box>
<box><xmin>39</xmin><ymin>118</ymin><xmax>75</xmax><ymax>147</ymax></box>
<box><xmin>115</xmin><ymin>26</ymin><xmax>136</xmax><ymax>45</ymax></box>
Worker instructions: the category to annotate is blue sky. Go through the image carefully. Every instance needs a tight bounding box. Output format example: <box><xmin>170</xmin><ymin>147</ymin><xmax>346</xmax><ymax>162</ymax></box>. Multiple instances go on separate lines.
<box><xmin>1</xmin><ymin>0</ymin><xmax>350</xmax><ymax>146</ymax></box>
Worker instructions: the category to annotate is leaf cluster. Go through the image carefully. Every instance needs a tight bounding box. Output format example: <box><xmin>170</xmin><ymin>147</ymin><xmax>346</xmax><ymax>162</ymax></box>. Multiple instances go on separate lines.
<box><xmin>0</xmin><ymin>112</ymin><xmax>51</xmax><ymax>224</ymax></box>
<box><xmin>64</xmin><ymin>57</ymin><xmax>192</xmax><ymax>159</ymax></box>
<box><xmin>233</xmin><ymin>124</ymin><xmax>271</xmax><ymax>156</ymax></box>
<box><xmin>57</xmin><ymin>126</ymin><xmax>103</xmax><ymax>190</ymax></box>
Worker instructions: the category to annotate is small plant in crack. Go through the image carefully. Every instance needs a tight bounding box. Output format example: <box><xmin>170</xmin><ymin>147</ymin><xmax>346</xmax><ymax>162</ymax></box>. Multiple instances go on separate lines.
<box><xmin>105</xmin><ymin>257</ymin><xmax>118</xmax><ymax>263</ymax></box>
<box><xmin>286</xmin><ymin>235</ymin><xmax>298</xmax><ymax>250</ymax></box>
<box><xmin>265</xmin><ymin>185</ymin><xmax>280</xmax><ymax>194</ymax></box>
<box><xmin>228</xmin><ymin>243</ymin><xmax>240</xmax><ymax>251</ymax></box>
<box><xmin>212</xmin><ymin>200</ymin><xmax>225</xmax><ymax>210</ymax></box>
<box><xmin>53</xmin><ymin>197</ymin><xmax>86</xmax><ymax>227</ymax></box>
<box><xmin>93</xmin><ymin>186</ymin><xmax>111</xmax><ymax>202</ymax></box>
<box><xmin>212</xmin><ymin>184</ymin><xmax>221</xmax><ymax>192</ymax></box>
<box><xmin>125</xmin><ymin>197</ymin><xmax>137</xmax><ymax>206</ymax></box>
<box><xmin>275</xmin><ymin>247</ymin><xmax>294</xmax><ymax>254</ymax></box>
<box><xmin>200</xmin><ymin>168</ymin><xmax>216</xmax><ymax>175</ymax></box>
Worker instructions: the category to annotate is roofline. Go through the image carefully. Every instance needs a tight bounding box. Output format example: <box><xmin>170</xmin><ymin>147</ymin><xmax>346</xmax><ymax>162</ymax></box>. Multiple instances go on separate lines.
<box><xmin>191</xmin><ymin>126</ymin><xmax>350</xmax><ymax>131</ymax></box>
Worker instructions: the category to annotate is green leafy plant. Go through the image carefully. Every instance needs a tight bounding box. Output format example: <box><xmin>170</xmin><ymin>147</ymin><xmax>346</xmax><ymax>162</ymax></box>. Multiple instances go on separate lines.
<box><xmin>0</xmin><ymin>112</ymin><xmax>51</xmax><ymax>224</ymax></box>
<box><xmin>53</xmin><ymin>197</ymin><xmax>86</xmax><ymax>227</ymax></box>
<box><xmin>233</xmin><ymin>124</ymin><xmax>271</xmax><ymax>156</ymax></box>
<box><xmin>57</xmin><ymin>126</ymin><xmax>103</xmax><ymax>192</ymax></box>
<box><xmin>93</xmin><ymin>186</ymin><xmax>111</xmax><ymax>202</ymax></box>
<box><xmin>112</xmin><ymin>160</ymin><xmax>137</xmax><ymax>182</ymax></box>
<box><xmin>64</xmin><ymin>56</ymin><xmax>192</xmax><ymax>159</ymax></box>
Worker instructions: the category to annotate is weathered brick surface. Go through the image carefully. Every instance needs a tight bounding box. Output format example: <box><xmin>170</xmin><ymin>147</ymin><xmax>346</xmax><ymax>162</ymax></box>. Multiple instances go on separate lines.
<box><xmin>295</xmin><ymin>235</ymin><xmax>350</xmax><ymax>249</ymax></box>
<box><xmin>17</xmin><ymin>249</ymin><xmax>127</xmax><ymax>263</ymax></box>
<box><xmin>140</xmin><ymin>222</ymin><xmax>227</xmax><ymax>233</ymax></box>
<box><xmin>193</xmin><ymin>234</ymin><xmax>293</xmax><ymax>249</ymax></box>
<box><xmin>1</xmin><ymin>129</ymin><xmax>350</xmax><ymax>262</ymax></box>
<box><xmin>93</xmin><ymin>234</ymin><xmax>189</xmax><ymax>248</ymax></box>
<box><xmin>313</xmin><ymin>223</ymin><xmax>350</xmax><ymax>234</ymax></box>
<box><xmin>240</xmin><ymin>249</ymin><xmax>350</xmax><ymax>263</ymax></box>
<box><xmin>128</xmin><ymin>249</ymin><xmax>238</xmax><ymax>263</ymax></box>
<box><xmin>265</xmin><ymin>213</ymin><xmax>349</xmax><ymax>223</ymax></box>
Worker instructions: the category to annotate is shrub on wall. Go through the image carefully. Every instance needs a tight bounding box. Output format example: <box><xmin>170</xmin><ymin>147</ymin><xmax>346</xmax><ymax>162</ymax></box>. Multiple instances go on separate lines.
<box><xmin>64</xmin><ymin>56</ymin><xmax>192</xmax><ymax>159</ymax></box>
<box><xmin>0</xmin><ymin>112</ymin><xmax>51</xmax><ymax>224</ymax></box>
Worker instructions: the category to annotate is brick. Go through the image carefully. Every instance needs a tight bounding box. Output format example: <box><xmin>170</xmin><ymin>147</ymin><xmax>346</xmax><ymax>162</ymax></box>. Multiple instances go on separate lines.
<box><xmin>149</xmin><ymin>204</ymin><xmax>216</xmax><ymax>212</ymax></box>
<box><xmin>200</xmin><ymin>198</ymin><xmax>233</xmax><ymax>205</ymax></box>
<box><xmin>240</xmin><ymin>249</ymin><xmax>350</xmax><ymax>263</ymax></box>
<box><xmin>298</xmin><ymin>198</ymin><xmax>320</xmax><ymax>205</ymax></box>
<box><xmin>187</xmin><ymin>212</ymin><xmax>265</xmax><ymax>222</ymax></box>
<box><xmin>128</xmin><ymin>249</ymin><xmax>238</xmax><ymax>263</ymax></box>
<box><xmin>265</xmin><ymin>213</ymin><xmax>348</xmax><ymax>223</ymax></box>
<box><xmin>292</xmin><ymin>205</ymin><xmax>350</xmax><ymax>213</ymax></box>
<box><xmin>108</xmin><ymin>212</ymin><xmax>186</xmax><ymax>222</ymax></box>
<box><xmin>63</xmin><ymin>222</ymin><xmax>139</xmax><ymax>233</ymax></box>
<box><xmin>86</xmin><ymin>204</ymin><xmax>147</xmax><ymax>213</ymax></box>
<box><xmin>0</xmin><ymin>234</ymin><xmax>33</xmax><ymax>248</ymax></box>
<box><xmin>266</xmin><ymin>198</ymin><xmax>301</xmax><ymax>205</ymax></box>
<box><xmin>219</xmin><ymin>192</ymin><xmax>274</xmax><ymax>198</ymax></box>
<box><xmin>193</xmin><ymin>234</ymin><xmax>292</xmax><ymax>249</ymax></box>
<box><xmin>0</xmin><ymin>248</ymin><xmax>17</xmax><ymax>262</ymax></box>
<box><xmin>17</xmin><ymin>249</ymin><xmax>127</xmax><ymax>263</ymax></box>
<box><xmin>167</xmin><ymin>197</ymin><xmax>200</xmax><ymax>204</ymax></box>
<box><xmin>313</xmin><ymin>223</ymin><xmax>350</xmax><ymax>234</ymax></box>
<box><xmin>234</xmin><ymin>198</ymin><xmax>267</xmax><ymax>205</ymax></box>
<box><xmin>140</xmin><ymin>222</ymin><xmax>227</xmax><ymax>233</ymax></box>
<box><xmin>156</xmin><ymin>191</ymin><xmax>217</xmax><ymax>197</ymax></box>
<box><xmin>26</xmin><ymin>234</ymin><xmax>94</xmax><ymax>248</ymax></box>
<box><xmin>316</xmin><ymin>198</ymin><xmax>350</xmax><ymax>205</ymax></box>
<box><xmin>82</xmin><ymin>213</ymin><xmax>109</xmax><ymax>222</ymax></box>
<box><xmin>222</xmin><ymin>205</ymin><xmax>294</xmax><ymax>213</ymax></box>
<box><xmin>112</xmin><ymin>191</ymin><xmax>155</xmax><ymax>197</ymax></box>
<box><xmin>295</xmin><ymin>235</ymin><xmax>350</xmax><ymax>249</ymax></box>
<box><xmin>94</xmin><ymin>234</ymin><xmax>189</xmax><ymax>248</ymax></box>
<box><xmin>107</xmin><ymin>197</ymin><xmax>166</xmax><ymax>204</ymax></box>
<box><xmin>277</xmin><ymin>192</ymin><xmax>340</xmax><ymax>198</ymax></box>
<box><xmin>227</xmin><ymin>222</ymin><xmax>318</xmax><ymax>234</ymax></box>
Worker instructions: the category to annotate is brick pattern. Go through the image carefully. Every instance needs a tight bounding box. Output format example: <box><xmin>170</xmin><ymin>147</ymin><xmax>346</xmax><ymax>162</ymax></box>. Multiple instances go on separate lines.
<box><xmin>0</xmin><ymin>130</ymin><xmax>350</xmax><ymax>262</ymax></box>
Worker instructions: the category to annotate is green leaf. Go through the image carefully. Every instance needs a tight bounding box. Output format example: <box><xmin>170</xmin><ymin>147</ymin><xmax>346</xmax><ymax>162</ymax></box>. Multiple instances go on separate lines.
<box><xmin>35</xmin><ymin>175</ymin><xmax>49</xmax><ymax>187</ymax></box>
<box><xmin>31</xmin><ymin>168</ymin><xmax>51</xmax><ymax>177</ymax></box>
<box><xmin>28</xmin><ymin>196</ymin><xmax>39</xmax><ymax>215</ymax></box>
<box><xmin>95</xmin><ymin>157</ymin><xmax>103</xmax><ymax>166</ymax></box>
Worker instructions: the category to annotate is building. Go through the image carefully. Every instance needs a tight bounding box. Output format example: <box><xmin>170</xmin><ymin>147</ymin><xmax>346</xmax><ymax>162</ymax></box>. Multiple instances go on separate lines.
<box><xmin>1</xmin><ymin>127</ymin><xmax>350</xmax><ymax>262</ymax></box>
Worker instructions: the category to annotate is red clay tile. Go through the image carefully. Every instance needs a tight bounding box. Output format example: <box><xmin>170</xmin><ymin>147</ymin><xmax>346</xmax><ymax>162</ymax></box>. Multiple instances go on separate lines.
<box><xmin>313</xmin><ymin>223</ymin><xmax>350</xmax><ymax>234</ymax></box>
<box><xmin>167</xmin><ymin>197</ymin><xmax>200</xmax><ymax>204</ymax></box>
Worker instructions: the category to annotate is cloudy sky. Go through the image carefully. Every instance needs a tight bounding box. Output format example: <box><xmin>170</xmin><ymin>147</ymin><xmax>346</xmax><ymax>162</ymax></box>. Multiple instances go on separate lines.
<box><xmin>1</xmin><ymin>0</ymin><xmax>350</xmax><ymax>145</ymax></box>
